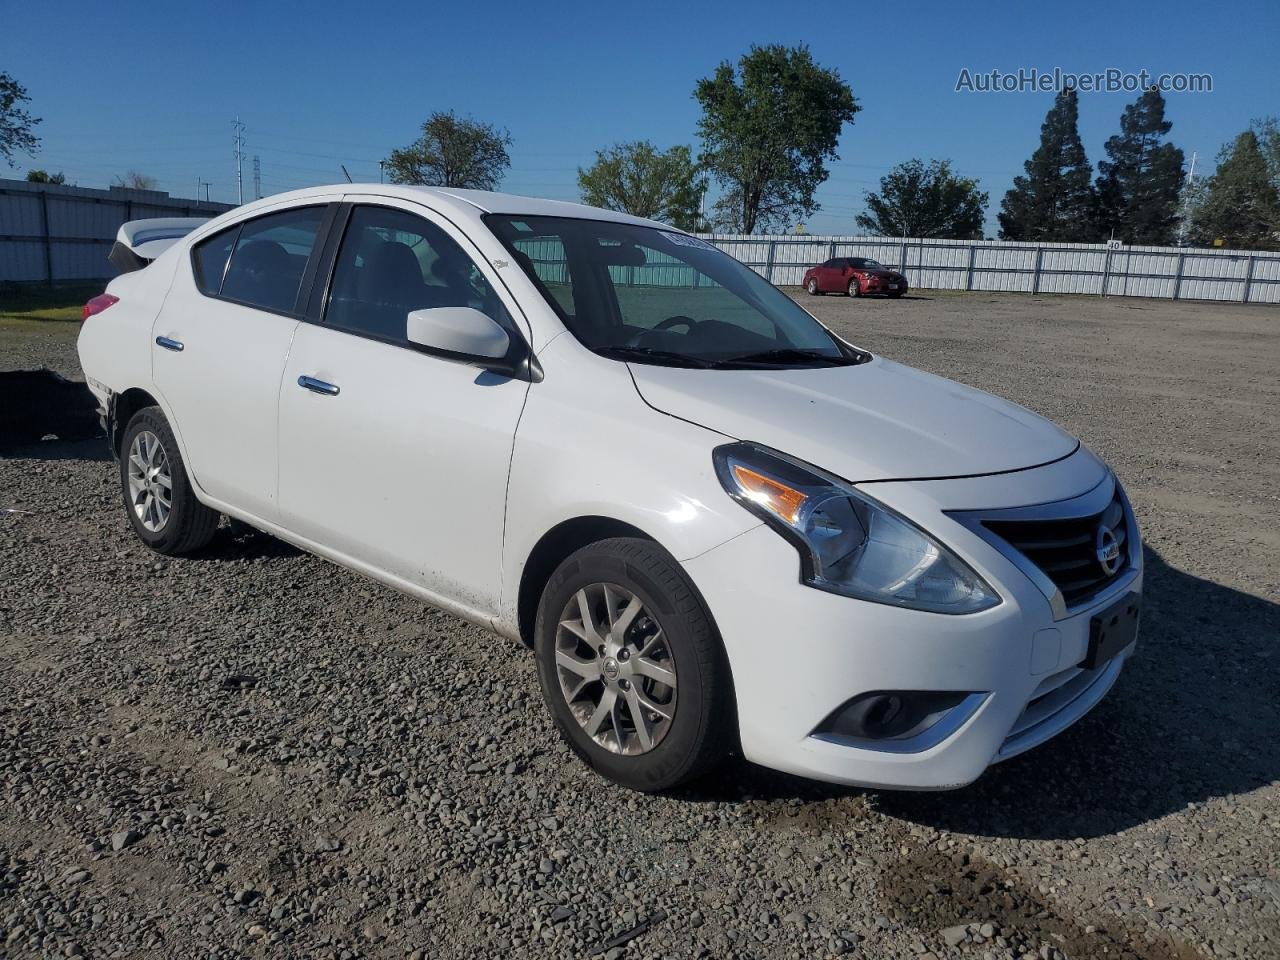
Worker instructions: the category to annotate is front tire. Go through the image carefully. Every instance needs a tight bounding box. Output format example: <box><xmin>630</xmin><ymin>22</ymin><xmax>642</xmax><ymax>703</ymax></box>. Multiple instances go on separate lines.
<box><xmin>847</xmin><ymin>278</ymin><xmax>861</xmax><ymax>297</ymax></box>
<box><xmin>119</xmin><ymin>407</ymin><xmax>219</xmax><ymax>555</ymax></box>
<box><xmin>806</xmin><ymin>278</ymin><xmax>820</xmax><ymax>295</ymax></box>
<box><xmin>534</xmin><ymin>538</ymin><xmax>734</xmax><ymax>792</ymax></box>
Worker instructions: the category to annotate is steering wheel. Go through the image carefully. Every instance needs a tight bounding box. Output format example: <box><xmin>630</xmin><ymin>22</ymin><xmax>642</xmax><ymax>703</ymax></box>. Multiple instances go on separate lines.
<box><xmin>653</xmin><ymin>315</ymin><xmax>699</xmax><ymax>334</ymax></box>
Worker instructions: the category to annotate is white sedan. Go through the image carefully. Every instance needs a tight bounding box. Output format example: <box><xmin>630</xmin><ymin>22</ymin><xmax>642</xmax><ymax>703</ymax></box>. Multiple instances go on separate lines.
<box><xmin>78</xmin><ymin>186</ymin><xmax>1143</xmax><ymax>792</ymax></box>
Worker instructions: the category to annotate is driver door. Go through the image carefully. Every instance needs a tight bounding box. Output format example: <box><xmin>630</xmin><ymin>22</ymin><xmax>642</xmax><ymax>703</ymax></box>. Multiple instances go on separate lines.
<box><xmin>825</xmin><ymin>258</ymin><xmax>850</xmax><ymax>292</ymax></box>
<box><xmin>276</xmin><ymin>199</ymin><xmax>532</xmax><ymax>615</ymax></box>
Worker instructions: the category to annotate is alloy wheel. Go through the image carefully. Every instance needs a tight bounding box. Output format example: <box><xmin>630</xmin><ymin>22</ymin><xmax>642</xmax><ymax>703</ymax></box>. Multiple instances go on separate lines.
<box><xmin>126</xmin><ymin>430</ymin><xmax>172</xmax><ymax>532</ymax></box>
<box><xmin>554</xmin><ymin>582</ymin><xmax>678</xmax><ymax>755</ymax></box>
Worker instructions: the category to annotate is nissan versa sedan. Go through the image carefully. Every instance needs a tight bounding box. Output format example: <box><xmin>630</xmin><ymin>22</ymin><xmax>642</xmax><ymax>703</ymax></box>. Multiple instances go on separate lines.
<box><xmin>78</xmin><ymin>186</ymin><xmax>1142</xmax><ymax>792</ymax></box>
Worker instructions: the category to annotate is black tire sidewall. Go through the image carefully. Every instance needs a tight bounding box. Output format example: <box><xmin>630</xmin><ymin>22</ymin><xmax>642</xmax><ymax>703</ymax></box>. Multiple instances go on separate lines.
<box><xmin>118</xmin><ymin>408</ymin><xmax>205</xmax><ymax>554</ymax></box>
<box><xmin>534</xmin><ymin>543</ymin><xmax>718</xmax><ymax>792</ymax></box>
<box><xmin>848</xmin><ymin>279</ymin><xmax>860</xmax><ymax>296</ymax></box>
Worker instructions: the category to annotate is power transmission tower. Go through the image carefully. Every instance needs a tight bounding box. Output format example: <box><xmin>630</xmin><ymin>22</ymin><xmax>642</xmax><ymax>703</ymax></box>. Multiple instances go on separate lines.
<box><xmin>232</xmin><ymin>118</ymin><xmax>247</xmax><ymax>205</ymax></box>
<box><xmin>1177</xmin><ymin>150</ymin><xmax>1198</xmax><ymax>245</ymax></box>
<box><xmin>253</xmin><ymin>155</ymin><xmax>261</xmax><ymax>200</ymax></box>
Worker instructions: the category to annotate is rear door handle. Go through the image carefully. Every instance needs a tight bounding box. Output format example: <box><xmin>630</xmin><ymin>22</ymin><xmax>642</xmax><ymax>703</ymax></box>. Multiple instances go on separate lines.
<box><xmin>155</xmin><ymin>336</ymin><xmax>184</xmax><ymax>352</ymax></box>
<box><xmin>297</xmin><ymin>375</ymin><xmax>340</xmax><ymax>396</ymax></box>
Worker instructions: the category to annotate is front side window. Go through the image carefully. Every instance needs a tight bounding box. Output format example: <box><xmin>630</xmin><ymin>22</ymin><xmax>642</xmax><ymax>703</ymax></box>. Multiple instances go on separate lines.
<box><xmin>324</xmin><ymin>205</ymin><xmax>512</xmax><ymax>343</ymax></box>
<box><xmin>217</xmin><ymin>206</ymin><xmax>326</xmax><ymax>313</ymax></box>
<box><xmin>486</xmin><ymin>216</ymin><xmax>861</xmax><ymax>369</ymax></box>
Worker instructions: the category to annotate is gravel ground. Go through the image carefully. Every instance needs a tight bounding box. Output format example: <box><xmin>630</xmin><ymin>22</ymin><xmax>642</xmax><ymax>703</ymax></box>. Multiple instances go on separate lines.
<box><xmin>1</xmin><ymin>291</ymin><xmax>1277</xmax><ymax>960</ymax></box>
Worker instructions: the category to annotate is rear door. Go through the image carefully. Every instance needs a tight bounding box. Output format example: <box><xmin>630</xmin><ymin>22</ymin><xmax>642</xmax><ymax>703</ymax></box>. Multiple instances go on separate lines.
<box><xmin>276</xmin><ymin>198</ymin><xmax>532</xmax><ymax>614</ymax></box>
<box><xmin>153</xmin><ymin>201</ymin><xmax>337</xmax><ymax>521</ymax></box>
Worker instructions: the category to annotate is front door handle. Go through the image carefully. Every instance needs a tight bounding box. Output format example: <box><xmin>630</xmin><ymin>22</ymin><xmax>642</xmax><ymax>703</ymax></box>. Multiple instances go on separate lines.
<box><xmin>155</xmin><ymin>336</ymin><xmax>184</xmax><ymax>352</ymax></box>
<box><xmin>297</xmin><ymin>375</ymin><xmax>340</xmax><ymax>396</ymax></box>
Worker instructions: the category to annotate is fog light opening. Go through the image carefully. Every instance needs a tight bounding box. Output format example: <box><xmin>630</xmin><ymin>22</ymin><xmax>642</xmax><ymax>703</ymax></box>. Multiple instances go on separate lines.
<box><xmin>813</xmin><ymin>690</ymin><xmax>986</xmax><ymax>750</ymax></box>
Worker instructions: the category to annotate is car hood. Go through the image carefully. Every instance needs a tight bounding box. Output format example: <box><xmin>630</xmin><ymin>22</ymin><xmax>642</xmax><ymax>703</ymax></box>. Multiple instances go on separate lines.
<box><xmin>629</xmin><ymin>356</ymin><xmax>1078</xmax><ymax>482</ymax></box>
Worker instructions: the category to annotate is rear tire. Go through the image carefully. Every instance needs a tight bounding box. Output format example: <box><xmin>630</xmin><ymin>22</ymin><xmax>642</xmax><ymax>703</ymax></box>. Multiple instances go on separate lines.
<box><xmin>534</xmin><ymin>538</ymin><xmax>734</xmax><ymax>792</ymax></box>
<box><xmin>806</xmin><ymin>278</ymin><xmax>820</xmax><ymax>295</ymax></box>
<box><xmin>119</xmin><ymin>407</ymin><xmax>219</xmax><ymax>555</ymax></box>
<box><xmin>847</xmin><ymin>278</ymin><xmax>861</xmax><ymax>297</ymax></box>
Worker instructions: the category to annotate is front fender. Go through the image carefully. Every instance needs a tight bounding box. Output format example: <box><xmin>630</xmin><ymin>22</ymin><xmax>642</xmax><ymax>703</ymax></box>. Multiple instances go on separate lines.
<box><xmin>498</xmin><ymin>336</ymin><xmax>759</xmax><ymax>633</ymax></box>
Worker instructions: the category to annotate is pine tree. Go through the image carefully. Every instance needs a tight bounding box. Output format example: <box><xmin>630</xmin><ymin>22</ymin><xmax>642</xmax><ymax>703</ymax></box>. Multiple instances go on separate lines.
<box><xmin>998</xmin><ymin>90</ymin><xmax>1096</xmax><ymax>242</ymax></box>
<box><xmin>1096</xmin><ymin>88</ymin><xmax>1185</xmax><ymax>244</ymax></box>
<box><xmin>1190</xmin><ymin>131</ymin><xmax>1280</xmax><ymax>250</ymax></box>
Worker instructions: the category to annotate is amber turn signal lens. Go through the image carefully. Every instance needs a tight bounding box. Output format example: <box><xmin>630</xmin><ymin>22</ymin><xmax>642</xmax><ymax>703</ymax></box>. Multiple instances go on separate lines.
<box><xmin>730</xmin><ymin>464</ymin><xmax>807</xmax><ymax>525</ymax></box>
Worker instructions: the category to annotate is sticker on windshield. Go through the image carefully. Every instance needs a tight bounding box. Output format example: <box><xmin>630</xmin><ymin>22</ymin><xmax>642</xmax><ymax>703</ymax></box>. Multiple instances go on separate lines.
<box><xmin>662</xmin><ymin>232</ymin><xmax>716</xmax><ymax>251</ymax></box>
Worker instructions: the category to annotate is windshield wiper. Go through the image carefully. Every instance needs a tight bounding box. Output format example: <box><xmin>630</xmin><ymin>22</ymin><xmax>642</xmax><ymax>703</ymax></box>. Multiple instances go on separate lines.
<box><xmin>719</xmin><ymin>348</ymin><xmax>853</xmax><ymax>367</ymax></box>
<box><xmin>595</xmin><ymin>346</ymin><xmax>726</xmax><ymax>369</ymax></box>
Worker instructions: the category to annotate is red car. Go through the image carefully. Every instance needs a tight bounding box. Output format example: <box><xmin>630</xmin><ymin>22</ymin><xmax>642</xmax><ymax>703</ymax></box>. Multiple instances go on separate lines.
<box><xmin>803</xmin><ymin>257</ymin><xmax>908</xmax><ymax>298</ymax></box>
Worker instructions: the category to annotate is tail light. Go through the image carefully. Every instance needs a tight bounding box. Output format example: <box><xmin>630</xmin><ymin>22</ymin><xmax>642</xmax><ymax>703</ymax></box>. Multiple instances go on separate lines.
<box><xmin>83</xmin><ymin>293</ymin><xmax>119</xmax><ymax>321</ymax></box>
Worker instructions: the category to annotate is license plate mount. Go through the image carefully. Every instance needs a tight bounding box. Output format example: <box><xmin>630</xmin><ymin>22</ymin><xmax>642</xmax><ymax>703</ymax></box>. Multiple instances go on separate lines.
<box><xmin>1083</xmin><ymin>592</ymin><xmax>1141</xmax><ymax>670</ymax></box>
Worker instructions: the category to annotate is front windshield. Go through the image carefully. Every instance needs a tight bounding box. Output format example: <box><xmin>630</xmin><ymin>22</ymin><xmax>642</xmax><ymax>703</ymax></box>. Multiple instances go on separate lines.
<box><xmin>485</xmin><ymin>215</ymin><xmax>862</xmax><ymax>369</ymax></box>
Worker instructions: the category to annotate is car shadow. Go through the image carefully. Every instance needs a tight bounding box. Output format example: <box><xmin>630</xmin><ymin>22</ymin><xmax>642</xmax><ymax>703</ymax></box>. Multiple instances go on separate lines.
<box><xmin>192</xmin><ymin>523</ymin><xmax>304</xmax><ymax>562</ymax></box>
<box><xmin>0</xmin><ymin>437</ymin><xmax>111</xmax><ymax>462</ymax></box>
<box><xmin>679</xmin><ymin>546</ymin><xmax>1280</xmax><ymax>840</ymax></box>
<box><xmin>0</xmin><ymin>369</ymin><xmax>102</xmax><ymax>450</ymax></box>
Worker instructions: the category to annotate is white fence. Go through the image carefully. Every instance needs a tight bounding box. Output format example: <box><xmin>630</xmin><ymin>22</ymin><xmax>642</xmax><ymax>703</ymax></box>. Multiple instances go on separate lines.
<box><xmin>4</xmin><ymin>178</ymin><xmax>1276</xmax><ymax>305</ymax></box>
<box><xmin>0</xmin><ymin>179</ymin><xmax>230</xmax><ymax>284</ymax></box>
<box><xmin>699</xmin><ymin>234</ymin><xmax>1280</xmax><ymax>305</ymax></box>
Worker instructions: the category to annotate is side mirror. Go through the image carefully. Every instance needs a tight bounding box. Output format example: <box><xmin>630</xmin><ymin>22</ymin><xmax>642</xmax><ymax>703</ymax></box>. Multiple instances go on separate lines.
<box><xmin>406</xmin><ymin>307</ymin><xmax>510</xmax><ymax>361</ymax></box>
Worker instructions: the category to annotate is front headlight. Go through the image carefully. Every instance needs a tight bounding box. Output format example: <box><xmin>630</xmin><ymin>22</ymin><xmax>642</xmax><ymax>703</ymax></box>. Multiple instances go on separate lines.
<box><xmin>713</xmin><ymin>442</ymin><xmax>1000</xmax><ymax>614</ymax></box>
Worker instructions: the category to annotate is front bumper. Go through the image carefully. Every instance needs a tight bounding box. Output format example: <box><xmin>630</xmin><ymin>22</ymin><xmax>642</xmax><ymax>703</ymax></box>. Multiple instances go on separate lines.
<box><xmin>863</xmin><ymin>276</ymin><xmax>906</xmax><ymax>293</ymax></box>
<box><xmin>682</xmin><ymin>451</ymin><xmax>1141</xmax><ymax>790</ymax></box>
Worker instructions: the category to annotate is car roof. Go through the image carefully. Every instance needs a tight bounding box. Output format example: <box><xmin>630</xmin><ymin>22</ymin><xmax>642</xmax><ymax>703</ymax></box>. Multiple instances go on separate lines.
<box><xmin>222</xmin><ymin>184</ymin><xmax>677</xmax><ymax>233</ymax></box>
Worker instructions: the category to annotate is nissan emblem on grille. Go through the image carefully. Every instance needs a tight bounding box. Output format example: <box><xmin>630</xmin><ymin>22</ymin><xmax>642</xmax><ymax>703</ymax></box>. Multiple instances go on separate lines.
<box><xmin>1095</xmin><ymin>524</ymin><xmax>1121</xmax><ymax>575</ymax></box>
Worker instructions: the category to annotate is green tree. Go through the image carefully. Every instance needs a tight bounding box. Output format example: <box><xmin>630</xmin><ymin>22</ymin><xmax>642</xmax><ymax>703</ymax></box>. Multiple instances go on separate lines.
<box><xmin>1251</xmin><ymin>116</ymin><xmax>1280</xmax><ymax>191</ymax></box>
<box><xmin>384</xmin><ymin>111</ymin><xmax>512</xmax><ymax>190</ymax></box>
<box><xmin>856</xmin><ymin>159</ymin><xmax>987</xmax><ymax>239</ymax></box>
<box><xmin>25</xmin><ymin>169</ymin><xmax>64</xmax><ymax>184</ymax></box>
<box><xmin>1096</xmin><ymin>88</ymin><xmax>1185</xmax><ymax>244</ymax></box>
<box><xmin>1</xmin><ymin>72</ymin><xmax>41</xmax><ymax>166</ymax></box>
<box><xmin>695</xmin><ymin>44</ymin><xmax>858</xmax><ymax>233</ymax></box>
<box><xmin>998</xmin><ymin>89</ymin><xmax>1096</xmax><ymax>242</ymax></box>
<box><xmin>1189</xmin><ymin>130</ymin><xmax>1280</xmax><ymax>250</ymax></box>
<box><xmin>578</xmin><ymin>141</ymin><xmax>705</xmax><ymax>230</ymax></box>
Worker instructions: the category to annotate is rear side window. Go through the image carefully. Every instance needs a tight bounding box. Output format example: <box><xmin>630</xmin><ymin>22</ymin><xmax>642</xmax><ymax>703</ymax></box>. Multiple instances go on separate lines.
<box><xmin>217</xmin><ymin>206</ymin><xmax>326</xmax><ymax>314</ymax></box>
<box><xmin>192</xmin><ymin>227</ymin><xmax>237</xmax><ymax>295</ymax></box>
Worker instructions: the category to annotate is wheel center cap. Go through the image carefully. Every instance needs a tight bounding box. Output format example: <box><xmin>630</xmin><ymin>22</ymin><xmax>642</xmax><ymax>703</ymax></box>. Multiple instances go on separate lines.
<box><xmin>601</xmin><ymin>657</ymin><xmax>620</xmax><ymax>682</ymax></box>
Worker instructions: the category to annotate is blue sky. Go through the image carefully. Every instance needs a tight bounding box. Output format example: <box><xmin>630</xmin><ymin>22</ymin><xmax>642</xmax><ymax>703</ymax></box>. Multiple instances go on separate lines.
<box><xmin>5</xmin><ymin>0</ymin><xmax>1278</xmax><ymax>235</ymax></box>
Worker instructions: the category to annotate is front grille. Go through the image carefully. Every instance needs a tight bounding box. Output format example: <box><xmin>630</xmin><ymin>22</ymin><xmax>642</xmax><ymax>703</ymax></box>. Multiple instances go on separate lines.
<box><xmin>984</xmin><ymin>492</ymin><xmax>1128</xmax><ymax>608</ymax></box>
